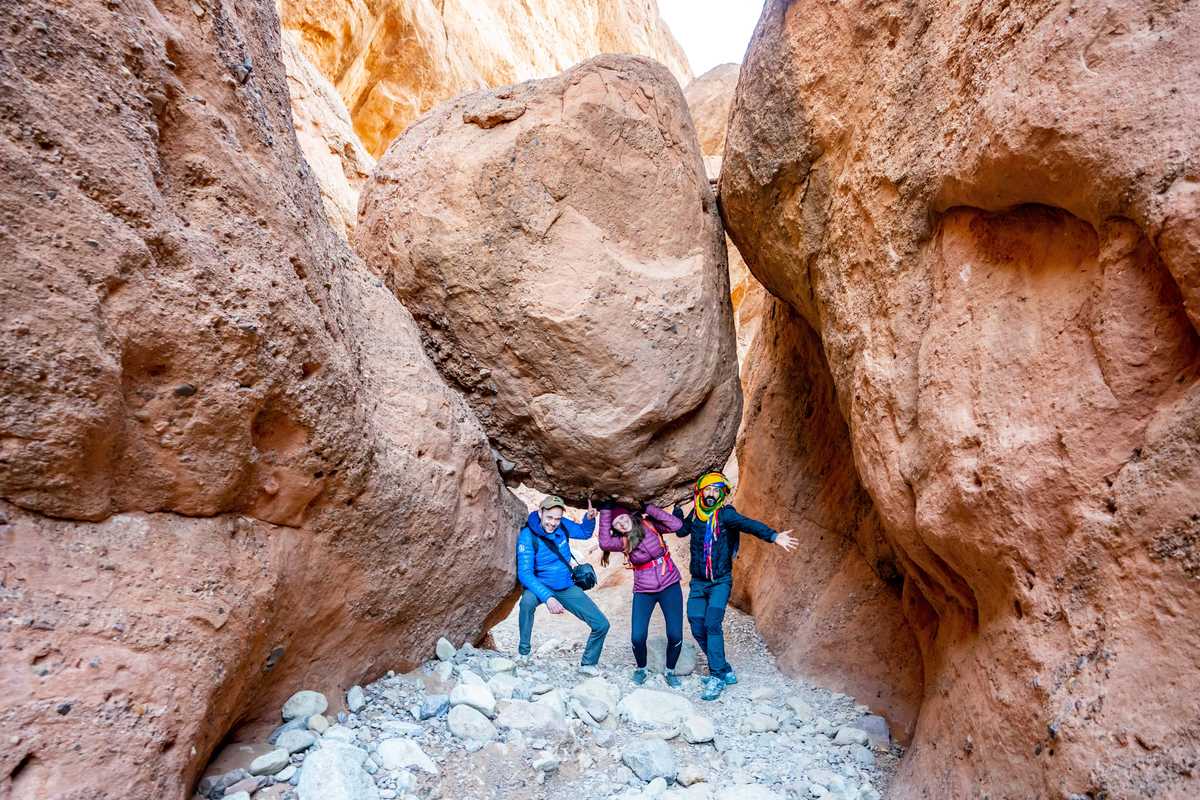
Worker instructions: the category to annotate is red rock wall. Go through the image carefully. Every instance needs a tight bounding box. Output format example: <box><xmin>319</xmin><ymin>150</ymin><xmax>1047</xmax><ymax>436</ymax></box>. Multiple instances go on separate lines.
<box><xmin>720</xmin><ymin>1</ymin><xmax>1200</xmax><ymax>797</ymax></box>
<box><xmin>730</xmin><ymin>299</ymin><xmax>922</xmax><ymax>742</ymax></box>
<box><xmin>0</xmin><ymin>1</ymin><xmax>521</xmax><ymax>796</ymax></box>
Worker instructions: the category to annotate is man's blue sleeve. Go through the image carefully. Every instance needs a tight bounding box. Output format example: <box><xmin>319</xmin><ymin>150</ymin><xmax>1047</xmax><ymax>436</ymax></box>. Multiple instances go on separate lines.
<box><xmin>561</xmin><ymin>516</ymin><xmax>596</xmax><ymax>540</ymax></box>
<box><xmin>516</xmin><ymin>528</ymin><xmax>552</xmax><ymax>602</ymax></box>
<box><xmin>672</xmin><ymin>506</ymin><xmax>695</xmax><ymax>538</ymax></box>
<box><xmin>722</xmin><ymin>507</ymin><xmax>778</xmax><ymax>543</ymax></box>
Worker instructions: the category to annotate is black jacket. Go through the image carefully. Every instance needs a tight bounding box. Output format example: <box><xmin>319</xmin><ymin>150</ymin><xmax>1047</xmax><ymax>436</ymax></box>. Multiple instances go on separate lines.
<box><xmin>673</xmin><ymin>504</ymin><xmax>778</xmax><ymax>580</ymax></box>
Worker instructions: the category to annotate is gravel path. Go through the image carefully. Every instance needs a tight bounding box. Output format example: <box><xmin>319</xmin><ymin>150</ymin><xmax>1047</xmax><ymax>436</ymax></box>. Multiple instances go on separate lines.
<box><xmin>197</xmin><ymin>551</ymin><xmax>904</xmax><ymax>800</ymax></box>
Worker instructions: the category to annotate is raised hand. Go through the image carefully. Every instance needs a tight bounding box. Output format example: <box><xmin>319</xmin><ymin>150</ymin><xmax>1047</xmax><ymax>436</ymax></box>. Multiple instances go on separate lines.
<box><xmin>775</xmin><ymin>530</ymin><xmax>798</xmax><ymax>552</ymax></box>
<box><xmin>585</xmin><ymin>498</ymin><xmax>597</xmax><ymax>520</ymax></box>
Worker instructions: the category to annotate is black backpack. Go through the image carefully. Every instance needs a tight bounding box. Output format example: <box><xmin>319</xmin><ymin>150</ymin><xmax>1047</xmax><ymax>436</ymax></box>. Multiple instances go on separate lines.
<box><xmin>526</xmin><ymin>526</ymin><xmax>597</xmax><ymax>591</ymax></box>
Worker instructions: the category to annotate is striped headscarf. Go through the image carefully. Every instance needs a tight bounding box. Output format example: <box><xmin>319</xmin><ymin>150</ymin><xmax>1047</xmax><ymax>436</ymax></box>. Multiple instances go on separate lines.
<box><xmin>694</xmin><ymin>471</ymin><xmax>730</xmax><ymax>578</ymax></box>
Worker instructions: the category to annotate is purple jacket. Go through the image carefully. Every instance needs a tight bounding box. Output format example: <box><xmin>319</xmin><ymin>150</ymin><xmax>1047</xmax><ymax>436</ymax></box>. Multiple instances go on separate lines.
<box><xmin>598</xmin><ymin>503</ymin><xmax>683</xmax><ymax>594</ymax></box>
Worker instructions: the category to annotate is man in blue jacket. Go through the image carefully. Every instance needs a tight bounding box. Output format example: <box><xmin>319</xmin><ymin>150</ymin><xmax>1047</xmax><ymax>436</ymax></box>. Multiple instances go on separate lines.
<box><xmin>675</xmin><ymin>471</ymin><xmax>797</xmax><ymax>700</ymax></box>
<box><xmin>517</xmin><ymin>495</ymin><xmax>609</xmax><ymax>674</ymax></box>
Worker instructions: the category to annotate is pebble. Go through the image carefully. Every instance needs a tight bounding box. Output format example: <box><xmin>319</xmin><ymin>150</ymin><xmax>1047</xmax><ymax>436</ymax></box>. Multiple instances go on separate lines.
<box><xmin>459</xmin><ymin>669</ymin><xmax>487</xmax><ymax>687</ymax></box>
<box><xmin>832</xmin><ymin>726</ymin><xmax>869</xmax><ymax>747</ymax></box>
<box><xmin>680</xmin><ymin>716</ymin><xmax>714</xmax><ymax>744</ymax></box>
<box><xmin>307</xmin><ymin>714</ymin><xmax>330</xmax><ymax>733</ymax></box>
<box><xmin>677</xmin><ymin>764</ymin><xmax>707</xmax><ymax>786</ymax></box>
<box><xmin>715</xmin><ymin>786</ymin><xmax>782</xmax><ymax>800</ymax></box>
<box><xmin>323</xmin><ymin>724</ymin><xmax>356</xmax><ymax>743</ymax></box>
<box><xmin>849</xmin><ymin>743</ymin><xmax>876</xmax><ymax>767</ymax></box>
<box><xmin>347</xmin><ymin>685</ymin><xmax>366</xmax><ymax>713</ymax></box>
<box><xmin>248</xmin><ymin>749</ymin><xmax>289</xmax><ymax>776</ymax></box>
<box><xmin>787</xmin><ymin>696</ymin><xmax>816</xmax><ymax>722</ymax></box>
<box><xmin>275</xmin><ymin>765</ymin><xmax>296</xmax><ymax>783</ymax></box>
<box><xmin>747</xmin><ymin>713</ymin><xmax>779</xmax><ymax>734</ymax></box>
<box><xmin>489</xmin><ymin>657</ymin><xmax>516</xmax><ymax>673</ymax></box>
<box><xmin>418</xmin><ymin>694</ymin><xmax>450</xmax><ymax>720</ymax></box>
<box><xmin>224</xmin><ymin>793</ymin><xmax>251</xmax><ymax>800</ymax></box>
<box><xmin>434</xmin><ymin>661</ymin><xmax>454</xmax><ymax>682</ymax></box>
<box><xmin>533</xmin><ymin>754</ymin><xmax>560</xmax><ymax>772</ymax></box>
<box><xmin>282</xmin><ymin>690</ymin><xmax>328</xmax><ymax>721</ymax></box>
<box><xmin>750</xmin><ymin>687</ymin><xmax>777</xmax><ymax>701</ymax></box>
<box><xmin>435</xmin><ymin>638</ymin><xmax>456</xmax><ymax>661</ymax></box>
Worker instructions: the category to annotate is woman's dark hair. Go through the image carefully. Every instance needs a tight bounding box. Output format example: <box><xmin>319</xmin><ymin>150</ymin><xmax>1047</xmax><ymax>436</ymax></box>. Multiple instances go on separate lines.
<box><xmin>621</xmin><ymin>507</ymin><xmax>647</xmax><ymax>555</ymax></box>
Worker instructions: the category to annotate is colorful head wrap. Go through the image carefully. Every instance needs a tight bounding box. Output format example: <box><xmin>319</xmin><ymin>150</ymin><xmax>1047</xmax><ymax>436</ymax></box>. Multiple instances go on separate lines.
<box><xmin>694</xmin><ymin>471</ymin><xmax>730</xmax><ymax>578</ymax></box>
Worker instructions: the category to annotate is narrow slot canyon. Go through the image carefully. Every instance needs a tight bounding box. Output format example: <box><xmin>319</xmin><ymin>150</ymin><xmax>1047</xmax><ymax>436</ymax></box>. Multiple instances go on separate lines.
<box><xmin>2</xmin><ymin>1</ymin><xmax>1198</xmax><ymax>800</ymax></box>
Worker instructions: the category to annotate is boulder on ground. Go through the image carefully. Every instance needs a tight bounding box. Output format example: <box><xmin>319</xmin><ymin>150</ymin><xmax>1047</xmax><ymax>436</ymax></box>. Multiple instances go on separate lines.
<box><xmin>449</xmin><ymin>683</ymin><xmax>497</xmax><ymax>717</ymax></box>
<box><xmin>496</xmin><ymin>699</ymin><xmax>568</xmax><ymax>739</ymax></box>
<box><xmin>621</xmin><ymin>738</ymin><xmax>678</xmax><ymax>783</ymax></box>
<box><xmin>618</xmin><ymin>689</ymin><xmax>695</xmax><ymax>727</ymax></box>
<box><xmin>448</xmin><ymin>704</ymin><xmax>497</xmax><ymax>742</ymax></box>
<box><xmin>376</xmin><ymin>738</ymin><xmax>438</xmax><ymax>775</ymax></box>
<box><xmin>356</xmin><ymin>55</ymin><xmax>741</xmax><ymax>502</ymax></box>
<box><xmin>297</xmin><ymin>741</ymin><xmax>378</xmax><ymax>800</ymax></box>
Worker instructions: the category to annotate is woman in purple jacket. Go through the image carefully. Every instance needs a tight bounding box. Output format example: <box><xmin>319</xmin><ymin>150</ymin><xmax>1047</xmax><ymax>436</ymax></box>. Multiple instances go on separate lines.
<box><xmin>598</xmin><ymin>502</ymin><xmax>686</xmax><ymax>687</ymax></box>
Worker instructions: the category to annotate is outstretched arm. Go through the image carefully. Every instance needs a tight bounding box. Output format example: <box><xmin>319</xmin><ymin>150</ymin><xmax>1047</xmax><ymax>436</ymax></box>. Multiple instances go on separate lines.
<box><xmin>645</xmin><ymin>503</ymin><xmax>683</xmax><ymax>533</ymax></box>
<box><xmin>671</xmin><ymin>504</ymin><xmax>696</xmax><ymax>537</ymax></box>
<box><xmin>723</xmin><ymin>507</ymin><xmax>798</xmax><ymax>552</ymax></box>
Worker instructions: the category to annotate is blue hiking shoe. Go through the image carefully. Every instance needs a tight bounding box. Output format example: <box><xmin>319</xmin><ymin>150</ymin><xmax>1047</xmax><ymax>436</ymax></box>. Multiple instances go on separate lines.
<box><xmin>723</xmin><ymin>671</ymin><xmax>738</xmax><ymax>686</ymax></box>
<box><xmin>664</xmin><ymin>670</ymin><xmax>682</xmax><ymax>689</ymax></box>
<box><xmin>632</xmin><ymin>668</ymin><xmax>647</xmax><ymax>685</ymax></box>
<box><xmin>700</xmin><ymin>676</ymin><xmax>724</xmax><ymax>701</ymax></box>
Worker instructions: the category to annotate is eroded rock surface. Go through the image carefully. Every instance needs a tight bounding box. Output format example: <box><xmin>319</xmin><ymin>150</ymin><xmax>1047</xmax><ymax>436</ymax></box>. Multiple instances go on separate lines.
<box><xmin>0</xmin><ymin>0</ymin><xmax>520</xmax><ymax>795</ymax></box>
<box><xmin>721</xmin><ymin>1</ymin><xmax>1200</xmax><ymax>797</ymax></box>
<box><xmin>280</xmin><ymin>0</ymin><xmax>692</xmax><ymax>157</ymax></box>
<box><xmin>356</xmin><ymin>56</ymin><xmax>741</xmax><ymax>502</ymax></box>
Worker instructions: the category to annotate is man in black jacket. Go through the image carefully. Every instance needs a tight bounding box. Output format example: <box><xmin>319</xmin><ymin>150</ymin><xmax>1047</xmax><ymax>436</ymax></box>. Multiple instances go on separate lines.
<box><xmin>674</xmin><ymin>470</ymin><xmax>797</xmax><ymax>700</ymax></box>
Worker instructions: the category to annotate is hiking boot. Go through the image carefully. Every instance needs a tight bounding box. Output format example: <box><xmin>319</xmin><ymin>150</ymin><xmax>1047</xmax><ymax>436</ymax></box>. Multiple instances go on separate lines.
<box><xmin>578</xmin><ymin>664</ymin><xmax>600</xmax><ymax>677</ymax></box>
<box><xmin>700</xmin><ymin>676</ymin><xmax>724</xmax><ymax>701</ymax></box>
<box><xmin>664</xmin><ymin>670</ymin><xmax>682</xmax><ymax>689</ymax></box>
<box><xmin>632</xmin><ymin>668</ymin><xmax>647</xmax><ymax>685</ymax></box>
<box><xmin>723</xmin><ymin>671</ymin><xmax>738</xmax><ymax>686</ymax></box>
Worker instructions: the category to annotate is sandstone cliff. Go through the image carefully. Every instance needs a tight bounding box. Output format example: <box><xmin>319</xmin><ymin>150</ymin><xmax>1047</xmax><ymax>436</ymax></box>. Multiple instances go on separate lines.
<box><xmin>0</xmin><ymin>1</ymin><xmax>522</xmax><ymax>795</ymax></box>
<box><xmin>721</xmin><ymin>1</ymin><xmax>1200</xmax><ymax>798</ymax></box>
<box><xmin>280</xmin><ymin>0</ymin><xmax>692</xmax><ymax>158</ymax></box>
<box><xmin>356</xmin><ymin>56</ymin><xmax>741</xmax><ymax>503</ymax></box>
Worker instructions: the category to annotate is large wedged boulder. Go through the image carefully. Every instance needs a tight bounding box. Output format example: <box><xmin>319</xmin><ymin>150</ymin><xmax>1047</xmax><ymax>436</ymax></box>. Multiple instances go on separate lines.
<box><xmin>721</xmin><ymin>1</ymin><xmax>1200</xmax><ymax>798</ymax></box>
<box><xmin>0</xmin><ymin>0</ymin><xmax>520</xmax><ymax>795</ymax></box>
<box><xmin>356</xmin><ymin>55</ymin><xmax>742</xmax><ymax>502</ymax></box>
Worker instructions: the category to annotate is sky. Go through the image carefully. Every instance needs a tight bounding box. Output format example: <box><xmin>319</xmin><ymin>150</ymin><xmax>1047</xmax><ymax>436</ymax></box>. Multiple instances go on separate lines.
<box><xmin>657</xmin><ymin>0</ymin><xmax>765</xmax><ymax>78</ymax></box>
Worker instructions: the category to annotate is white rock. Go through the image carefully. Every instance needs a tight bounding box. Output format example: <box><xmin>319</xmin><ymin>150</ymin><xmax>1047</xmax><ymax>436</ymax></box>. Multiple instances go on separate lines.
<box><xmin>572</xmin><ymin>676</ymin><xmax>621</xmax><ymax>717</ymax></box>
<box><xmin>434</xmin><ymin>661</ymin><xmax>454</xmax><ymax>682</ymax></box>
<box><xmin>277</xmin><ymin>729</ymin><xmax>317</xmax><ymax>754</ymax></box>
<box><xmin>618</xmin><ymin>688</ymin><xmax>694</xmax><ymax>727</ymax></box>
<box><xmin>646</xmin><ymin>776</ymin><xmax>669</xmax><ymax>797</ymax></box>
<box><xmin>786</xmin><ymin>696</ymin><xmax>815</xmax><ymax>722</ymax></box>
<box><xmin>621</xmin><ymin>737</ymin><xmax>677</xmax><ymax>782</ymax></box>
<box><xmin>249</xmin><ymin>748</ymin><xmax>290</xmax><ymax>776</ymax></box>
<box><xmin>533</xmin><ymin>754</ymin><xmax>560</xmax><ymax>772</ymax></box>
<box><xmin>488</xmin><ymin>673</ymin><xmax>519</xmax><ymax>700</ymax></box>
<box><xmin>347</xmin><ymin>685</ymin><xmax>366</xmax><ymax>713</ymax></box>
<box><xmin>448</xmin><ymin>704</ymin><xmax>497</xmax><ymax>741</ymax></box>
<box><xmin>459</xmin><ymin>669</ymin><xmax>486</xmax><ymax>687</ymax></box>
<box><xmin>323</xmin><ymin>724</ymin><xmax>356</xmax><ymax>743</ymax></box>
<box><xmin>496</xmin><ymin>699</ymin><xmax>568</xmax><ymax>739</ymax></box>
<box><xmin>534</xmin><ymin>688</ymin><xmax>568</xmax><ymax>719</ymax></box>
<box><xmin>275</xmin><ymin>764</ymin><xmax>296</xmax><ymax>782</ymax></box>
<box><xmin>435</xmin><ymin>637</ymin><xmax>456</xmax><ymax>661</ymax></box>
<box><xmin>680</xmin><ymin>716</ymin><xmax>714</xmax><ymax>744</ymax></box>
<box><xmin>308</xmin><ymin>714</ymin><xmax>330</xmax><ymax>733</ymax></box>
<box><xmin>848</xmin><ymin>743</ymin><xmax>875</xmax><ymax>767</ymax></box>
<box><xmin>715</xmin><ymin>786</ymin><xmax>782</xmax><ymax>800</ymax></box>
<box><xmin>677</xmin><ymin>763</ymin><xmax>707</xmax><ymax>785</ymax></box>
<box><xmin>489</xmin><ymin>657</ymin><xmax>516</xmax><ymax>673</ymax></box>
<box><xmin>833</xmin><ymin>726</ymin><xmax>869</xmax><ymax>747</ymax></box>
<box><xmin>225</xmin><ymin>793</ymin><xmax>250</xmax><ymax>800</ymax></box>
<box><xmin>535</xmin><ymin>638</ymin><xmax>561</xmax><ymax>656</ymax></box>
<box><xmin>749</xmin><ymin>687</ymin><xmax>777</xmax><ymax>701</ymax></box>
<box><xmin>297</xmin><ymin>740</ymin><xmax>378</xmax><ymax>800</ymax></box>
<box><xmin>746</xmin><ymin>713</ymin><xmax>779</xmax><ymax>733</ymax></box>
<box><xmin>282</xmin><ymin>690</ymin><xmax>328</xmax><ymax>721</ymax></box>
<box><xmin>449</xmin><ymin>683</ymin><xmax>497</xmax><ymax>717</ymax></box>
<box><xmin>376</xmin><ymin>738</ymin><xmax>438</xmax><ymax>775</ymax></box>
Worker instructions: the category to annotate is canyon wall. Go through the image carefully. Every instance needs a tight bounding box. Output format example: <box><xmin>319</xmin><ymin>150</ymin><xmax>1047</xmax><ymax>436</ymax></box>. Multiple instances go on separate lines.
<box><xmin>721</xmin><ymin>1</ymin><xmax>1200</xmax><ymax>798</ymax></box>
<box><xmin>280</xmin><ymin>0</ymin><xmax>692</xmax><ymax>158</ymax></box>
<box><xmin>356</xmin><ymin>56</ymin><xmax>741</xmax><ymax>503</ymax></box>
<box><xmin>0</xmin><ymin>0</ymin><xmax>522</xmax><ymax>796</ymax></box>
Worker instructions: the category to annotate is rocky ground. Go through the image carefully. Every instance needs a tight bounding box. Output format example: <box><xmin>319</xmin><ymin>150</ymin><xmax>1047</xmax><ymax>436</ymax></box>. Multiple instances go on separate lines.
<box><xmin>196</xmin><ymin>564</ymin><xmax>902</xmax><ymax>800</ymax></box>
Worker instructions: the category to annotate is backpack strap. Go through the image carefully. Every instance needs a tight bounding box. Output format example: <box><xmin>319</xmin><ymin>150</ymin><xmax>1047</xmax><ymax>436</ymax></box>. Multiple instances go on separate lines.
<box><xmin>526</xmin><ymin>526</ymin><xmax>576</xmax><ymax>569</ymax></box>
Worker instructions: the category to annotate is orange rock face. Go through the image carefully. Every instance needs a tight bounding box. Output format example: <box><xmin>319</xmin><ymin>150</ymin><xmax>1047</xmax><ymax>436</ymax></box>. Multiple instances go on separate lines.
<box><xmin>731</xmin><ymin>299</ymin><xmax>923</xmax><ymax>742</ymax></box>
<box><xmin>0</xmin><ymin>0</ymin><xmax>520</xmax><ymax>795</ymax></box>
<box><xmin>721</xmin><ymin>1</ymin><xmax>1200</xmax><ymax>797</ymax></box>
<box><xmin>356</xmin><ymin>56</ymin><xmax>741</xmax><ymax>503</ymax></box>
<box><xmin>280</xmin><ymin>0</ymin><xmax>692</xmax><ymax>157</ymax></box>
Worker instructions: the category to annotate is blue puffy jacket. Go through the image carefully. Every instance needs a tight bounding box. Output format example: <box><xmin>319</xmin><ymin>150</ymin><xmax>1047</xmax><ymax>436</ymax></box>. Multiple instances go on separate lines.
<box><xmin>516</xmin><ymin>510</ymin><xmax>596</xmax><ymax>603</ymax></box>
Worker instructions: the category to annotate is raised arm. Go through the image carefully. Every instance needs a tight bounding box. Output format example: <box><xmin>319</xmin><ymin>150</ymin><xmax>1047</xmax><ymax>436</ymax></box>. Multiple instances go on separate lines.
<box><xmin>560</xmin><ymin>514</ymin><xmax>596</xmax><ymax>541</ymax></box>
<box><xmin>645</xmin><ymin>503</ymin><xmax>683</xmax><ymax>533</ymax></box>
<box><xmin>671</xmin><ymin>504</ymin><xmax>697</xmax><ymax>537</ymax></box>
<box><xmin>596</xmin><ymin>505</ymin><xmax>624</xmax><ymax>552</ymax></box>
<box><xmin>516</xmin><ymin>527</ymin><xmax>552</xmax><ymax>602</ymax></box>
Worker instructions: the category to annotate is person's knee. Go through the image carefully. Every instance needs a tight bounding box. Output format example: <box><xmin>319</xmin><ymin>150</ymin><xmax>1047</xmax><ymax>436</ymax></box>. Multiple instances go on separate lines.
<box><xmin>520</xmin><ymin>592</ymin><xmax>539</xmax><ymax>613</ymax></box>
<box><xmin>630</xmin><ymin>629</ymin><xmax>648</xmax><ymax>648</ymax></box>
<box><xmin>593</xmin><ymin>615</ymin><xmax>611</xmax><ymax>636</ymax></box>
<box><xmin>704</xmin><ymin>617</ymin><xmax>723</xmax><ymax>636</ymax></box>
